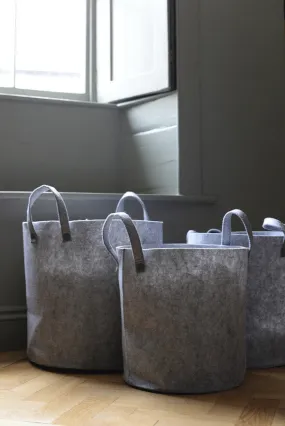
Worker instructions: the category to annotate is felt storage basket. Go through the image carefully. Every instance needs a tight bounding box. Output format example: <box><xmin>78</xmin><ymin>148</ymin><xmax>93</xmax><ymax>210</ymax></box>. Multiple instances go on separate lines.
<box><xmin>187</xmin><ymin>214</ymin><xmax>285</xmax><ymax>369</ymax></box>
<box><xmin>22</xmin><ymin>186</ymin><xmax>163</xmax><ymax>371</ymax></box>
<box><xmin>103</xmin><ymin>209</ymin><xmax>252</xmax><ymax>394</ymax></box>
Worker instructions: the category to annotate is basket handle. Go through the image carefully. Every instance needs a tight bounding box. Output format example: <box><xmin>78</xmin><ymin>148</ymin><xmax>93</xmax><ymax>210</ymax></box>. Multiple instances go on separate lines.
<box><xmin>262</xmin><ymin>217</ymin><xmax>285</xmax><ymax>257</ymax></box>
<box><xmin>116</xmin><ymin>192</ymin><xmax>150</xmax><ymax>221</ymax></box>
<box><xmin>207</xmin><ymin>229</ymin><xmax>221</xmax><ymax>233</ymax></box>
<box><xmin>102</xmin><ymin>212</ymin><xmax>145</xmax><ymax>273</ymax></box>
<box><xmin>186</xmin><ymin>228</ymin><xmax>221</xmax><ymax>236</ymax></box>
<box><xmin>27</xmin><ymin>185</ymin><xmax>71</xmax><ymax>243</ymax></box>
<box><xmin>221</xmin><ymin>209</ymin><xmax>253</xmax><ymax>251</ymax></box>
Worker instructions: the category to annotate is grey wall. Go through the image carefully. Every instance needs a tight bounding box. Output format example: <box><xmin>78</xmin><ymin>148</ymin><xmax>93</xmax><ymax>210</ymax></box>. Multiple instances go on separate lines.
<box><xmin>122</xmin><ymin>0</ymin><xmax>285</xmax><ymax>227</ymax></box>
<box><xmin>0</xmin><ymin>97</ymin><xmax>121</xmax><ymax>192</ymax></box>
<box><xmin>120</xmin><ymin>94</ymin><xmax>178</xmax><ymax>194</ymax></box>
<box><xmin>200</xmin><ymin>0</ymin><xmax>285</xmax><ymax>225</ymax></box>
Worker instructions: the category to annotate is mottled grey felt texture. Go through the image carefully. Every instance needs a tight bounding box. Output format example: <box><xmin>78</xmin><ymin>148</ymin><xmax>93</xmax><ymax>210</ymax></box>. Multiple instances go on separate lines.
<box><xmin>187</xmin><ymin>229</ymin><xmax>285</xmax><ymax>369</ymax></box>
<box><xmin>23</xmin><ymin>189</ymin><xmax>163</xmax><ymax>371</ymax></box>
<box><xmin>103</xmin><ymin>212</ymin><xmax>248</xmax><ymax>394</ymax></box>
<box><xmin>118</xmin><ymin>246</ymin><xmax>248</xmax><ymax>394</ymax></box>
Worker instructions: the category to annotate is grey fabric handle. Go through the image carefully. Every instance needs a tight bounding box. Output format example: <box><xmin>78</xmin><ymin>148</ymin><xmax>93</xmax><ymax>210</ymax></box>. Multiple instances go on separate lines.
<box><xmin>222</xmin><ymin>209</ymin><xmax>253</xmax><ymax>251</ymax></box>
<box><xmin>263</xmin><ymin>217</ymin><xmax>285</xmax><ymax>233</ymax></box>
<box><xmin>115</xmin><ymin>192</ymin><xmax>150</xmax><ymax>221</ymax></box>
<box><xmin>187</xmin><ymin>229</ymin><xmax>221</xmax><ymax>235</ymax></box>
<box><xmin>263</xmin><ymin>217</ymin><xmax>285</xmax><ymax>257</ymax></box>
<box><xmin>207</xmin><ymin>229</ymin><xmax>221</xmax><ymax>233</ymax></box>
<box><xmin>27</xmin><ymin>185</ymin><xmax>71</xmax><ymax>243</ymax></box>
<box><xmin>102</xmin><ymin>212</ymin><xmax>145</xmax><ymax>273</ymax></box>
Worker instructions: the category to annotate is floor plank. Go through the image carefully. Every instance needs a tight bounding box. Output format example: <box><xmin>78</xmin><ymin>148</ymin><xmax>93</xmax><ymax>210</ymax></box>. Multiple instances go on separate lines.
<box><xmin>235</xmin><ymin>398</ymin><xmax>279</xmax><ymax>426</ymax></box>
<box><xmin>1</xmin><ymin>352</ymin><xmax>285</xmax><ymax>425</ymax></box>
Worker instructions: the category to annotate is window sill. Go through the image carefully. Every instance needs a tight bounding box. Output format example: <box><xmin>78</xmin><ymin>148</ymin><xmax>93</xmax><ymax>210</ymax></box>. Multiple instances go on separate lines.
<box><xmin>0</xmin><ymin>191</ymin><xmax>217</xmax><ymax>205</ymax></box>
<box><xmin>117</xmin><ymin>90</ymin><xmax>177</xmax><ymax>109</ymax></box>
<box><xmin>0</xmin><ymin>90</ymin><xmax>177</xmax><ymax>111</ymax></box>
<box><xmin>0</xmin><ymin>92</ymin><xmax>118</xmax><ymax>110</ymax></box>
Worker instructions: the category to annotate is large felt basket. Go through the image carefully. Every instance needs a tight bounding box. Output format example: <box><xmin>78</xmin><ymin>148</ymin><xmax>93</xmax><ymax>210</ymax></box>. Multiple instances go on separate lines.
<box><xmin>103</xmin><ymin>210</ymin><xmax>251</xmax><ymax>394</ymax></box>
<box><xmin>187</xmin><ymin>214</ymin><xmax>285</xmax><ymax>369</ymax></box>
<box><xmin>22</xmin><ymin>186</ymin><xmax>163</xmax><ymax>371</ymax></box>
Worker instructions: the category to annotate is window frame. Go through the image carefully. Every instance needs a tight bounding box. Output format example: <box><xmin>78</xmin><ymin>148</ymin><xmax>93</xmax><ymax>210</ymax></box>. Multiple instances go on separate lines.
<box><xmin>109</xmin><ymin>0</ymin><xmax>177</xmax><ymax>104</ymax></box>
<box><xmin>0</xmin><ymin>0</ymin><xmax>175</xmax><ymax>104</ymax></box>
<box><xmin>0</xmin><ymin>0</ymin><xmax>91</xmax><ymax>102</ymax></box>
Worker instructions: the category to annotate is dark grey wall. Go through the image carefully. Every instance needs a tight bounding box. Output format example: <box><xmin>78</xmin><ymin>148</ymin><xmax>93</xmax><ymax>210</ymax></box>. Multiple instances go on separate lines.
<box><xmin>123</xmin><ymin>0</ymin><xmax>285</xmax><ymax>227</ymax></box>
<box><xmin>0</xmin><ymin>97</ymin><xmax>121</xmax><ymax>192</ymax></box>
<box><xmin>200</xmin><ymin>0</ymin><xmax>285</xmax><ymax>224</ymax></box>
<box><xmin>120</xmin><ymin>94</ymin><xmax>178</xmax><ymax>194</ymax></box>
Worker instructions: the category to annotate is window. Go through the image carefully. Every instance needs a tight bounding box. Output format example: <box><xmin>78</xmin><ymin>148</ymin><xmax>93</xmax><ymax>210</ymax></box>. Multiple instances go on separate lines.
<box><xmin>0</xmin><ymin>0</ymin><xmax>174</xmax><ymax>103</ymax></box>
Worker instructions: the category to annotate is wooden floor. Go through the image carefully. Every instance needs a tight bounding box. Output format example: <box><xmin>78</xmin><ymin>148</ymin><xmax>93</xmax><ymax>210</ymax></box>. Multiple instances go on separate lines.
<box><xmin>1</xmin><ymin>353</ymin><xmax>285</xmax><ymax>426</ymax></box>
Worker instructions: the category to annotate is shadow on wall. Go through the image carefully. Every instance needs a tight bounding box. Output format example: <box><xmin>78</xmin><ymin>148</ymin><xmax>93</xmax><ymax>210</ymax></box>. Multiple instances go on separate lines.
<box><xmin>0</xmin><ymin>97</ymin><xmax>121</xmax><ymax>192</ymax></box>
<box><xmin>119</xmin><ymin>110</ymin><xmax>149</xmax><ymax>193</ymax></box>
<box><xmin>119</xmin><ymin>93</ymin><xmax>179</xmax><ymax>195</ymax></box>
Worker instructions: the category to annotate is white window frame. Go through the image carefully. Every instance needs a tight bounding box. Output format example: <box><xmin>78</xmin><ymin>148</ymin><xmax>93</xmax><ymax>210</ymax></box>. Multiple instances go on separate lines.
<box><xmin>0</xmin><ymin>0</ymin><xmax>92</xmax><ymax>102</ymax></box>
<box><xmin>0</xmin><ymin>0</ymin><xmax>173</xmax><ymax>104</ymax></box>
<box><xmin>96</xmin><ymin>0</ymin><xmax>171</xmax><ymax>103</ymax></box>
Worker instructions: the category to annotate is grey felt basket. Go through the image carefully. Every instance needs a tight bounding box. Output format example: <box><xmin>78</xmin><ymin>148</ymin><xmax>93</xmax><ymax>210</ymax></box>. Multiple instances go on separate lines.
<box><xmin>187</xmin><ymin>215</ymin><xmax>285</xmax><ymax>369</ymax></box>
<box><xmin>103</xmin><ymin>209</ymin><xmax>251</xmax><ymax>394</ymax></box>
<box><xmin>22</xmin><ymin>186</ymin><xmax>163</xmax><ymax>371</ymax></box>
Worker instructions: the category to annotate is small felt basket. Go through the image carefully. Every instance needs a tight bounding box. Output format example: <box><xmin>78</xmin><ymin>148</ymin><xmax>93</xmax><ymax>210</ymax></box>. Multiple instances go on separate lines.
<box><xmin>22</xmin><ymin>186</ymin><xmax>163</xmax><ymax>371</ymax></box>
<box><xmin>103</xmin><ymin>209</ymin><xmax>251</xmax><ymax>394</ymax></box>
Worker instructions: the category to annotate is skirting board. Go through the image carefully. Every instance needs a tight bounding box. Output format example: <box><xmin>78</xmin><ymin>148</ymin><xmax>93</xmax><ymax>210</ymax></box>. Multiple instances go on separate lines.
<box><xmin>0</xmin><ymin>306</ymin><xmax>27</xmax><ymax>351</ymax></box>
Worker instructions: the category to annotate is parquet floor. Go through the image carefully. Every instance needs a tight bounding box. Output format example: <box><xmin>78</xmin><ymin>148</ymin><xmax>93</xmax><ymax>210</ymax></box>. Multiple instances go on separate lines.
<box><xmin>1</xmin><ymin>353</ymin><xmax>285</xmax><ymax>426</ymax></box>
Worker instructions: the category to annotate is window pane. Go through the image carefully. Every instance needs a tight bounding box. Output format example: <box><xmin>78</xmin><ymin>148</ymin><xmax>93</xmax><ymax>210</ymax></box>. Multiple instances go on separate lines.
<box><xmin>15</xmin><ymin>0</ymin><xmax>87</xmax><ymax>94</ymax></box>
<box><xmin>0</xmin><ymin>0</ymin><xmax>15</xmax><ymax>88</ymax></box>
